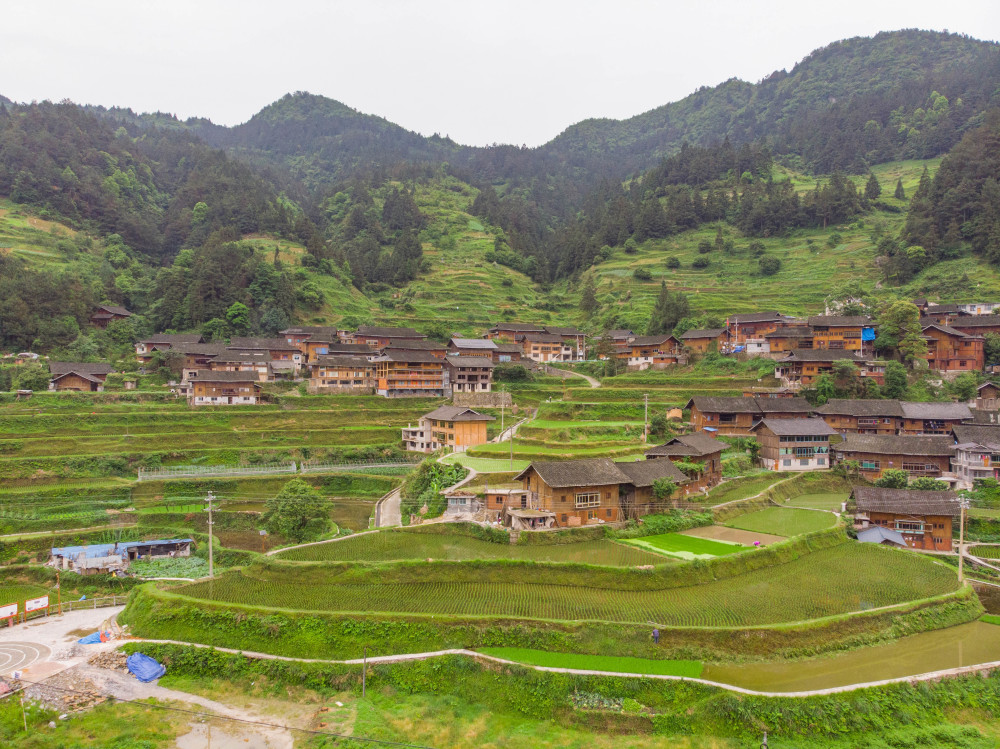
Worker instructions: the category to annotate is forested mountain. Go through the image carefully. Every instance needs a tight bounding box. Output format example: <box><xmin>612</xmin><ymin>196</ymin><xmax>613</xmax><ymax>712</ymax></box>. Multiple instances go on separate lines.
<box><xmin>1</xmin><ymin>29</ymin><xmax>1000</xmax><ymax>354</ymax></box>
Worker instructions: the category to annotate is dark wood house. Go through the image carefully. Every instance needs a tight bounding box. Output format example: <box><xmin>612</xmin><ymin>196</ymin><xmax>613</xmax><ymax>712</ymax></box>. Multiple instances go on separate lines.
<box><xmin>685</xmin><ymin>396</ymin><xmax>812</xmax><ymax>435</ymax></box>
<box><xmin>644</xmin><ymin>431</ymin><xmax>728</xmax><ymax>490</ymax></box>
<box><xmin>750</xmin><ymin>418</ymin><xmax>836</xmax><ymax>472</ymax></box>
<box><xmin>832</xmin><ymin>435</ymin><xmax>955</xmax><ymax>481</ymax></box>
<box><xmin>852</xmin><ymin>486</ymin><xmax>959</xmax><ymax>552</ymax></box>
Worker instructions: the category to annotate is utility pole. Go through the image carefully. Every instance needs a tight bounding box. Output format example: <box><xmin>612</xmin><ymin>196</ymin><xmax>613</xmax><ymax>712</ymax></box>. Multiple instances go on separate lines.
<box><xmin>958</xmin><ymin>496</ymin><xmax>970</xmax><ymax>583</ymax></box>
<box><xmin>56</xmin><ymin>569</ymin><xmax>62</xmax><ymax>615</ymax></box>
<box><xmin>206</xmin><ymin>491</ymin><xmax>215</xmax><ymax>579</ymax></box>
<box><xmin>362</xmin><ymin>644</ymin><xmax>368</xmax><ymax>698</ymax></box>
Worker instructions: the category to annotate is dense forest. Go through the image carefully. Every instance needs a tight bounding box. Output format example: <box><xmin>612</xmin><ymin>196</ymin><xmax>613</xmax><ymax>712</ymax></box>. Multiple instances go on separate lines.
<box><xmin>1</xmin><ymin>29</ymin><xmax>999</xmax><ymax>351</ymax></box>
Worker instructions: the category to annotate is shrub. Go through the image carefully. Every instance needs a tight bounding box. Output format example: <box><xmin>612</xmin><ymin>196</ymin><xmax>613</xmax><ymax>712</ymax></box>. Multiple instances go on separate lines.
<box><xmin>759</xmin><ymin>256</ymin><xmax>781</xmax><ymax>276</ymax></box>
<box><xmin>697</xmin><ymin>240</ymin><xmax>712</xmax><ymax>254</ymax></box>
<box><xmin>666</xmin><ymin>257</ymin><xmax>680</xmax><ymax>269</ymax></box>
<box><xmin>633</xmin><ymin>268</ymin><xmax>652</xmax><ymax>281</ymax></box>
<box><xmin>691</xmin><ymin>257</ymin><xmax>710</xmax><ymax>269</ymax></box>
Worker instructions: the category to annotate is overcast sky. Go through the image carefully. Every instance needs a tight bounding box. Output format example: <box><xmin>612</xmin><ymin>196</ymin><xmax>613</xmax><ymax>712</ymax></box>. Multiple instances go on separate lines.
<box><xmin>3</xmin><ymin>1</ymin><xmax>998</xmax><ymax>147</ymax></box>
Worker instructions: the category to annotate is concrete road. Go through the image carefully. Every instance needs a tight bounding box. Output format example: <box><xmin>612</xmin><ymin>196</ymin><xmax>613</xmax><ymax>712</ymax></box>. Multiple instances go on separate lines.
<box><xmin>375</xmin><ymin>487</ymin><xmax>402</xmax><ymax>527</ymax></box>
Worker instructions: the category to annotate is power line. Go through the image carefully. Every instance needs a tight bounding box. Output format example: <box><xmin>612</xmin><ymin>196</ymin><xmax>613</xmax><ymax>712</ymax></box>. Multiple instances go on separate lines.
<box><xmin>11</xmin><ymin>676</ymin><xmax>436</xmax><ymax>748</ymax></box>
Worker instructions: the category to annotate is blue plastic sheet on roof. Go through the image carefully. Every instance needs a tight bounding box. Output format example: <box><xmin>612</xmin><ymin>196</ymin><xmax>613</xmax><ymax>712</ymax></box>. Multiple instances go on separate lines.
<box><xmin>733</xmin><ymin>346</ymin><xmax>746</xmax><ymax>353</ymax></box>
<box><xmin>126</xmin><ymin>652</ymin><xmax>166</xmax><ymax>682</ymax></box>
<box><xmin>862</xmin><ymin>328</ymin><xmax>876</xmax><ymax>341</ymax></box>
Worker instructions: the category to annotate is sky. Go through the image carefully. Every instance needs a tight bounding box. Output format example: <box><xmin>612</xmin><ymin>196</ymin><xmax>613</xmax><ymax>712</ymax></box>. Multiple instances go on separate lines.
<box><xmin>3</xmin><ymin>1</ymin><xmax>998</xmax><ymax>147</ymax></box>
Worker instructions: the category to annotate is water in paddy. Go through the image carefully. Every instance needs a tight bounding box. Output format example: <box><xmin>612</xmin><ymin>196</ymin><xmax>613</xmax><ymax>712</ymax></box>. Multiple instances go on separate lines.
<box><xmin>975</xmin><ymin>583</ymin><xmax>1000</xmax><ymax>614</ymax></box>
<box><xmin>702</xmin><ymin>620</ymin><xmax>1000</xmax><ymax>692</ymax></box>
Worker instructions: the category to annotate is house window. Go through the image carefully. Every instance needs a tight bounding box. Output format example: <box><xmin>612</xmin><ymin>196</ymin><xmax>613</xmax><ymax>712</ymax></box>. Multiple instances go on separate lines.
<box><xmin>782</xmin><ymin>459</ymin><xmax>792</xmax><ymax>467</ymax></box>
<box><xmin>575</xmin><ymin>493</ymin><xmax>600</xmax><ymax>508</ymax></box>
<box><xmin>719</xmin><ymin>413</ymin><xmax>736</xmax><ymax>424</ymax></box>
<box><xmin>861</xmin><ymin>460</ymin><xmax>880</xmax><ymax>471</ymax></box>
<box><xmin>561</xmin><ymin>514</ymin><xmax>568</xmax><ymax>523</ymax></box>
<box><xmin>895</xmin><ymin>521</ymin><xmax>924</xmax><ymax>533</ymax></box>
<box><xmin>800</xmin><ymin>459</ymin><xmax>809</xmax><ymax>466</ymax></box>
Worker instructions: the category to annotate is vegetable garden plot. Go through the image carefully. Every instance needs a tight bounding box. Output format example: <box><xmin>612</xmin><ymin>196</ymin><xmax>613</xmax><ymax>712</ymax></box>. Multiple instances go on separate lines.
<box><xmin>180</xmin><ymin>544</ymin><xmax>959</xmax><ymax>627</ymax></box>
<box><xmin>277</xmin><ymin>532</ymin><xmax>664</xmax><ymax>566</ymax></box>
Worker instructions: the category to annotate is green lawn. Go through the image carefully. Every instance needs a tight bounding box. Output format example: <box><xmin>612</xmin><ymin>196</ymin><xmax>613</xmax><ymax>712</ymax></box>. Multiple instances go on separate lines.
<box><xmin>725</xmin><ymin>507</ymin><xmax>837</xmax><ymax>537</ymax></box>
<box><xmin>620</xmin><ymin>532</ymin><xmax>743</xmax><ymax>560</ymax></box>
<box><xmin>477</xmin><ymin>647</ymin><xmax>703</xmax><ymax>677</ymax></box>
<box><xmin>785</xmin><ymin>493</ymin><xmax>849</xmax><ymax>511</ymax></box>
<box><xmin>439</xmin><ymin>453</ymin><xmax>529</xmax><ymax>473</ymax></box>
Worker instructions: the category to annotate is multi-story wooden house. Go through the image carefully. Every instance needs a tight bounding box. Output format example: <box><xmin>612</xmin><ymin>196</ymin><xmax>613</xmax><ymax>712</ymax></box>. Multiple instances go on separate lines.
<box><xmin>763</xmin><ymin>326</ymin><xmax>815</xmax><ymax>356</ymax></box>
<box><xmin>486</xmin><ymin>323</ymin><xmax>544</xmax><ymax>342</ymax></box>
<box><xmin>898</xmin><ymin>402</ymin><xmax>973</xmax><ymax>435</ymax></box>
<box><xmin>977</xmin><ymin>382</ymin><xmax>1000</xmax><ymax>411</ymax></box>
<box><xmin>374</xmin><ymin>350</ymin><xmax>445</xmax><ymax>397</ymax></box>
<box><xmin>832</xmin><ymin>435</ymin><xmax>955</xmax><ymax>481</ymax></box>
<box><xmin>616</xmin><ymin>459</ymin><xmax>692</xmax><ymax>518</ymax></box>
<box><xmin>950</xmin><ymin>315</ymin><xmax>1000</xmax><ymax>338</ymax></box>
<box><xmin>852</xmin><ymin>486</ymin><xmax>959</xmax><ymax>552</ymax></box>
<box><xmin>750</xmin><ymin>418</ymin><xmax>836</xmax><ymax>471</ymax></box>
<box><xmin>519</xmin><ymin>333</ymin><xmax>572</xmax><ymax>362</ymax></box>
<box><xmin>920</xmin><ymin>323</ymin><xmax>985</xmax><ymax>372</ymax></box>
<box><xmin>806</xmin><ymin>316</ymin><xmax>872</xmax><ymax>351</ymax></box>
<box><xmin>354</xmin><ymin>326</ymin><xmax>426</xmax><ymax>349</ymax></box>
<box><xmin>279</xmin><ymin>326</ymin><xmax>341</xmax><ymax>357</ymax></box>
<box><xmin>951</xmin><ymin>425</ymin><xmax>1000</xmax><ymax>488</ymax></box>
<box><xmin>382</xmin><ymin>339</ymin><xmax>448</xmax><ymax>359</ymax></box>
<box><xmin>644</xmin><ymin>431</ymin><xmax>727</xmax><ymax>490</ymax></box>
<box><xmin>49</xmin><ymin>362</ymin><xmax>115</xmax><ymax>392</ymax></box>
<box><xmin>307</xmin><ymin>356</ymin><xmax>376</xmax><ymax>393</ymax></box>
<box><xmin>228</xmin><ymin>337</ymin><xmax>304</xmax><ymax>372</ymax></box>
<box><xmin>815</xmin><ymin>400</ymin><xmax>903</xmax><ymax>435</ymax></box>
<box><xmin>543</xmin><ymin>326</ymin><xmax>587</xmax><ymax>360</ymax></box>
<box><xmin>401</xmin><ymin>405</ymin><xmax>494</xmax><ymax>453</ymax></box>
<box><xmin>445</xmin><ymin>356</ymin><xmax>495</xmax><ymax>394</ymax></box>
<box><xmin>685</xmin><ymin>396</ymin><xmax>813</xmax><ymax>435</ymax></box>
<box><xmin>919</xmin><ymin>304</ymin><xmax>966</xmax><ymax>325</ymax></box>
<box><xmin>135</xmin><ymin>334</ymin><xmax>204</xmax><ymax>364</ymax></box>
<box><xmin>616</xmin><ymin>335</ymin><xmax>686</xmax><ymax>370</ymax></box>
<box><xmin>774</xmin><ymin>350</ymin><xmax>882</xmax><ymax>387</ymax></box>
<box><xmin>187</xmin><ymin>370</ymin><xmax>261</xmax><ymax>406</ymax></box>
<box><xmin>207</xmin><ymin>351</ymin><xmax>272</xmax><ymax>382</ymax></box>
<box><xmin>492</xmin><ymin>343</ymin><xmax>523</xmax><ymax>363</ymax></box>
<box><xmin>679</xmin><ymin>328</ymin><xmax>727</xmax><ymax>354</ymax></box>
<box><xmin>90</xmin><ymin>304</ymin><xmax>132</xmax><ymax>328</ymax></box>
<box><xmin>725</xmin><ymin>311</ymin><xmax>795</xmax><ymax>347</ymax></box>
<box><xmin>448</xmin><ymin>338</ymin><xmax>498</xmax><ymax>358</ymax></box>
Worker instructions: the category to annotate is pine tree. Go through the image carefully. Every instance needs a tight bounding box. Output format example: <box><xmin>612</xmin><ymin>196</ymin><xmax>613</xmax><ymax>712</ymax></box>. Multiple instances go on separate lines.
<box><xmin>580</xmin><ymin>279</ymin><xmax>598</xmax><ymax>315</ymax></box>
<box><xmin>646</xmin><ymin>282</ymin><xmax>690</xmax><ymax>336</ymax></box>
<box><xmin>865</xmin><ymin>173</ymin><xmax>881</xmax><ymax>200</ymax></box>
<box><xmin>894</xmin><ymin>179</ymin><xmax>905</xmax><ymax>200</ymax></box>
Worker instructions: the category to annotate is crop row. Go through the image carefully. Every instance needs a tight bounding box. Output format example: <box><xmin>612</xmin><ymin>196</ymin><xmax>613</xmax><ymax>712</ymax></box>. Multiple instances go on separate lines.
<box><xmin>180</xmin><ymin>544</ymin><xmax>958</xmax><ymax>627</ymax></box>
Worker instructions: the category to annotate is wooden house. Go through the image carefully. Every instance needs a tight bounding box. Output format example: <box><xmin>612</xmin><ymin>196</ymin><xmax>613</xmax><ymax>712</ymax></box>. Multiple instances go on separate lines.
<box><xmin>187</xmin><ymin>370</ymin><xmax>261</xmax><ymax>406</ymax></box>
<box><xmin>977</xmin><ymin>382</ymin><xmax>1000</xmax><ymax>411</ymax></box>
<box><xmin>543</xmin><ymin>326</ymin><xmax>587</xmax><ymax>359</ymax></box>
<box><xmin>815</xmin><ymin>400</ymin><xmax>904</xmax><ymax>435</ymax></box>
<box><xmin>279</xmin><ymin>326</ymin><xmax>342</xmax><ymax>358</ymax></box>
<box><xmin>519</xmin><ymin>333</ymin><xmax>571</xmax><ymax>362</ymax></box>
<box><xmin>162</xmin><ymin>343</ymin><xmax>227</xmax><ymax>371</ymax></box>
<box><xmin>920</xmin><ymin>304</ymin><xmax>966</xmax><ymax>325</ymax></box>
<box><xmin>374</xmin><ymin>350</ymin><xmax>445</xmax><ymax>397</ymax></box>
<box><xmin>679</xmin><ymin>328</ymin><xmax>727</xmax><ymax>355</ymax></box>
<box><xmin>307</xmin><ymin>355</ymin><xmax>375</xmax><ymax>393</ymax></box>
<box><xmin>616</xmin><ymin>335</ymin><xmax>686</xmax><ymax>370</ymax></box>
<box><xmin>607</xmin><ymin>329</ymin><xmax>636</xmax><ymax>345</ymax></box>
<box><xmin>616</xmin><ymin>459</ymin><xmax>692</xmax><ymax>518</ymax></box>
<box><xmin>764</xmin><ymin>326</ymin><xmax>814</xmax><ymax>356</ymax></box>
<box><xmin>354</xmin><ymin>326</ymin><xmax>426</xmax><ymax>349</ymax></box>
<box><xmin>135</xmin><ymin>334</ymin><xmax>204</xmax><ymax>364</ymax></box>
<box><xmin>950</xmin><ymin>315</ymin><xmax>1000</xmax><ymax>338</ymax></box>
<box><xmin>774</xmin><ymin>350</ymin><xmax>880</xmax><ymax>387</ymax></box>
<box><xmin>382</xmin><ymin>339</ymin><xmax>447</xmax><ymax>359</ymax></box>
<box><xmin>445</xmin><ymin>356</ymin><xmax>495</xmax><ymax>394</ymax></box>
<box><xmin>920</xmin><ymin>323</ymin><xmax>984</xmax><ymax>372</ymax></box>
<box><xmin>951</xmin><ymin>425</ymin><xmax>1000</xmax><ymax>489</ymax></box>
<box><xmin>492</xmin><ymin>343</ymin><xmax>523</xmax><ymax>363</ymax></box>
<box><xmin>832</xmin><ymin>434</ymin><xmax>955</xmax><ymax>481</ymax></box>
<box><xmin>750</xmin><ymin>418</ymin><xmax>836</xmax><ymax>471</ymax></box>
<box><xmin>207</xmin><ymin>351</ymin><xmax>272</xmax><ymax>382</ymax></box>
<box><xmin>645</xmin><ymin>431</ymin><xmax>727</xmax><ymax>490</ymax></box>
<box><xmin>898</xmin><ymin>402</ymin><xmax>972</xmax><ymax>435</ymax></box>
<box><xmin>49</xmin><ymin>362</ymin><xmax>115</xmax><ymax>392</ymax></box>
<box><xmin>725</xmin><ymin>311</ymin><xmax>795</xmax><ymax>347</ymax></box>
<box><xmin>448</xmin><ymin>338</ymin><xmax>498</xmax><ymax>358</ymax></box>
<box><xmin>685</xmin><ymin>396</ymin><xmax>812</xmax><ymax>435</ymax></box>
<box><xmin>228</xmin><ymin>337</ymin><xmax>304</xmax><ymax>372</ymax></box>
<box><xmin>301</xmin><ymin>329</ymin><xmax>346</xmax><ymax>363</ymax></box>
<box><xmin>852</xmin><ymin>486</ymin><xmax>959</xmax><ymax>552</ymax></box>
<box><xmin>401</xmin><ymin>405</ymin><xmax>494</xmax><ymax>453</ymax></box>
<box><xmin>486</xmin><ymin>323</ymin><xmax>544</xmax><ymax>342</ymax></box>
<box><xmin>90</xmin><ymin>304</ymin><xmax>132</xmax><ymax>328</ymax></box>
<box><xmin>806</xmin><ymin>316</ymin><xmax>871</xmax><ymax>351</ymax></box>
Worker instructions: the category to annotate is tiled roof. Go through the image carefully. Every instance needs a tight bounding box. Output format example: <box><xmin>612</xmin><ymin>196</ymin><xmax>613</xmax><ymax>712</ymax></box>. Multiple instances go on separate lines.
<box><xmin>852</xmin><ymin>486</ymin><xmax>960</xmax><ymax>516</ymax></box>
<box><xmin>544</xmin><ymin>326</ymin><xmax>585</xmax><ymax>336</ymax></box>
<box><xmin>445</xmin><ymin>356</ymin><xmax>496</xmax><ymax>368</ymax></box>
<box><xmin>834</xmin><ymin>434</ymin><xmax>956</xmax><ymax>456</ymax></box>
<box><xmin>765</xmin><ymin>326</ymin><xmax>813</xmax><ymax>339</ymax></box>
<box><xmin>727</xmin><ymin>311</ymin><xmax>784</xmax><ymax>324</ymax></box>
<box><xmin>953</xmin><ymin>425</ymin><xmax>1000</xmax><ymax>451</ymax></box>
<box><xmin>806</xmin><ymin>315</ymin><xmax>872</xmax><ymax>327</ymax></box>
<box><xmin>970</xmin><ymin>409</ymin><xmax>1000</xmax><ymax>425</ymax></box>
<box><xmin>383</xmin><ymin>339</ymin><xmax>446</xmax><ymax>351</ymax></box>
<box><xmin>357</xmin><ymin>326</ymin><xmax>424</xmax><ymax>338</ymax></box>
<box><xmin>49</xmin><ymin>362</ymin><xmax>115</xmax><ymax>376</ymax></box>
<box><xmin>95</xmin><ymin>304</ymin><xmax>131</xmax><ymax>316</ymax></box>
<box><xmin>228</xmin><ymin>337</ymin><xmax>300</xmax><ymax>350</ymax></box>
<box><xmin>778</xmin><ymin>350</ymin><xmax>869</xmax><ymax>362</ymax></box>
<box><xmin>752</xmin><ymin>418</ymin><xmax>837</xmax><ymax>436</ymax></box>
<box><xmin>139</xmin><ymin>334</ymin><xmax>203</xmax><ymax>345</ymax></box>
<box><xmin>950</xmin><ymin>315</ymin><xmax>1000</xmax><ymax>328</ymax></box>
<box><xmin>311</xmin><ymin>355</ymin><xmax>374</xmax><ymax>368</ymax></box>
<box><xmin>922</xmin><ymin>323</ymin><xmax>978</xmax><ymax>338</ymax></box>
<box><xmin>816</xmin><ymin>399</ymin><xmax>904</xmax><ymax>417</ymax></box>
<box><xmin>685</xmin><ymin>396</ymin><xmax>812</xmax><ymax>415</ymax></box>
<box><xmin>756</xmin><ymin>398</ymin><xmax>813</xmax><ymax>413</ymax></box>
<box><xmin>680</xmin><ymin>328</ymin><xmax>726</xmax><ymax>339</ymax></box>
<box><xmin>423</xmin><ymin>406</ymin><xmax>494</xmax><ymax>422</ymax></box>
<box><xmin>514</xmin><ymin>458</ymin><xmax>629</xmax><ymax>488</ymax></box>
<box><xmin>493</xmin><ymin>343</ymin><xmax>523</xmax><ymax>353</ymax></box>
<box><xmin>616</xmin><ymin>459</ymin><xmax>689</xmax><ymax>487</ymax></box>
<box><xmin>375</xmin><ymin>350</ymin><xmax>444</xmax><ymax>363</ymax></box>
<box><xmin>489</xmin><ymin>323</ymin><xmax>545</xmax><ymax>332</ymax></box>
<box><xmin>519</xmin><ymin>333</ymin><xmax>566</xmax><ymax>343</ymax></box>
<box><xmin>628</xmin><ymin>335</ymin><xmax>678</xmax><ymax>347</ymax></box>
<box><xmin>188</xmin><ymin>370</ymin><xmax>260</xmax><ymax>383</ymax></box>
<box><xmin>899</xmin><ymin>402</ymin><xmax>972</xmax><ymax>421</ymax></box>
<box><xmin>449</xmin><ymin>338</ymin><xmax>498</xmax><ymax>350</ymax></box>
<box><xmin>645</xmin><ymin>432</ymin><xmax>728</xmax><ymax>458</ymax></box>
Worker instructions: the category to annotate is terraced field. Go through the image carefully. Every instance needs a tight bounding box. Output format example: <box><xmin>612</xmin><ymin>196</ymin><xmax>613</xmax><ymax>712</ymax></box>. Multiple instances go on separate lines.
<box><xmin>725</xmin><ymin>507</ymin><xmax>838</xmax><ymax>537</ymax></box>
<box><xmin>277</xmin><ymin>530</ymin><xmax>664</xmax><ymax>566</ymax></box>
<box><xmin>0</xmin><ymin>583</ymin><xmax>49</xmax><ymax>607</ymax></box>
<box><xmin>179</xmin><ymin>543</ymin><xmax>959</xmax><ymax>626</ymax></box>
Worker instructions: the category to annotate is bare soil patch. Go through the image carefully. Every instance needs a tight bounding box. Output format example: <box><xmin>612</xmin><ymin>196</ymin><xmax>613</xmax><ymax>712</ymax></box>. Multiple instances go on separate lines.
<box><xmin>680</xmin><ymin>524</ymin><xmax>785</xmax><ymax>546</ymax></box>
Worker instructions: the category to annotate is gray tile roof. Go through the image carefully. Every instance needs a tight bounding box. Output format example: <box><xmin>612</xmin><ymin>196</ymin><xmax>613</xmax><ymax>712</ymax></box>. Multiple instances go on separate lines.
<box><xmin>970</xmin><ymin>409</ymin><xmax>1000</xmax><ymax>425</ymax></box>
<box><xmin>765</xmin><ymin>326</ymin><xmax>813</xmax><ymax>338</ymax></box>
<box><xmin>727</xmin><ymin>311</ymin><xmax>784</xmax><ymax>324</ymax></box>
<box><xmin>950</xmin><ymin>315</ymin><xmax>1000</xmax><ymax>328</ymax></box>
<box><xmin>490</xmin><ymin>323</ymin><xmax>545</xmax><ymax>332</ymax></box>
<box><xmin>778</xmin><ymin>350</ymin><xmax>869</xmax><ymax>362</ymax></box>
<box><xmin>628</xmin><ymin>335</ymin><xmax>679</xmax><ymax>347</ymax></box>
<box><xmin>852</xmin><ymin>486</ymin><xmax>960</xmax><ymax>516</ymax></box>
<box><xmin>311</xmin><ymin>355</ymin><xmax>374</xmax><ymax>368</ymax></box>
<box><xmin>189</xmin><ymin>370</ymin><xmax>260</xmax><ymax>383</ymax></box>
<box><xmin>752</xmin><ymin>418</ymin><xmax>837</xmax><ymax>436</ymax></box>
<box><xmin>445</xmin><ymin>356</ymin><xmax>496</xmax><ymax>368</ymax></box>
<box><xmin>544</xmin><ymin>326</ymin><xmax>585</xmax><ymax>336</ymax></box>
<box><xmin>680</xmin><ymin>328</ymin><xmax>726</xmax><ymax>339</ymax></box>
<box><xmin>49</xmin><ymin>362</ymin><xmax>115</xmax><ymax>376</ymax></box>
<box><xmin>953</xmin><ymin>425</ymin><xmax>1000</xmax><ymax>451</ymax></box>
<box><xmin>514</xmin><ymin>458</ymin><xmax>629</xmax><ymax>488</ymax></box>
<box><xmin>834</xmin><ymin>434</ymin><xmax>956</xmax><ymax>457</ymax></box>
<box><xmin>383</xmin><ymin>339</ymin><xmax>446</xmax><ymax>351</ymax></box>
<box><xmin>228</xmin><ymin>337</ymin><xmax>300</xmax><ymax>350</ymax></box>
<box><xmin>816</xmin><ymin>399</ymin><xmax>904</xmax><ymax>418</ymax></box>
<box><xmin>899</xmin><ymin>402</ymin><xmax>972</xmax><ymax>421</ymax></box>
<box><xmin>616</xmin><ymin>459</ymin><xmax>689</xmax><ymax>487</ymax></box>
<box><xmin>685</xmin><ymin>396</ymin><xmax>812</xmax><ymax>415</ymax></box>
<box><xmin>449</xmin><ymin>338</ymin><xmax>498</xmax><ymax>350</ymax></box>
<box><xmin>921</xmin><ymin>323</ymin><xmax>979</xmax><ymax>339</ymax></box>
<box><xmin>645</xmin><ymin>431</ymin><xmax>728</xmax><ymax>458</ymax></box>
<box><xmin>375</xmin><ymin>350</ymin><xmax>443</xmax><ymax>363</ymax></box>
<box><xmin>807</xmin><ymin>315</ymin><xmax>872</xmax><ymax>327</ymax></box>
<box><xmin>756</xmin><ymin>398</ymin><xmax>813</xmax><ymax>414</ymax></box>
<box><xmin>423</xmin><ymin>406</ymin><xmax>494</xmax><ymax>422</ymax></box>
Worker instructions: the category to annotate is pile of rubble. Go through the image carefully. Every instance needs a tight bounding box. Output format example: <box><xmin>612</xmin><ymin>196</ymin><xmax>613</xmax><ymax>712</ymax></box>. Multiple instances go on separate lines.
<box><xmin>20</xmin><ymin>670</ymin><xmax>108</xmax><ymax>712</ymax></box>
<box><xmin>87</xmin><ymin>650</ymin><xmax>129</xmax><ymax>673</ymax></box>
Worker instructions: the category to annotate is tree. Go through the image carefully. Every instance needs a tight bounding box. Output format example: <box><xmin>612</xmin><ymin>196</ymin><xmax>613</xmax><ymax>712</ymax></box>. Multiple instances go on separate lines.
<box><xmin>666</xmin><ymin>256</ymin><xmax>681</xmax><ymax>269</ymax></box>
<box><xmin>262</xmin><ymin>479</ymin><xmax>332</xmax><ymax>543</ymax></box>
<box><xmin>950</xmin><ymin>372</ymin><xmax>978</xmax><ymax>402</ymax></box>
<box><xmin>758</xmin><ymin>256</ymin><xmax>781</xmax><ymax>276</ymax></box>
<box><xmin>984</xmin><ymin>333</ymin><xmax>1000</xmax><ymax>367</ymax></box>
<box><xmin>259</xmin><ymin>306</ymin><xmax>290</xmax><ymax>337</ymax></box>
<box><xmin>201</xmin><ymin>317</ymin><xmax>229</xmax><ymax>341</ymax></box>
<box><xmin>225</xmin><ymin>302</ymin><xmax>251</xmax><ymax>337</ymax></box>
<box><xmin>646</xmin><ymin>282</ymin><xmax>690</xmax><ymax>336</ymax></box>
<box><xmin>580</xmin><ymin>279</ymin><xmax>598</xmax><ymax>315</ymax></box>
<box><xmin>814</xmin><ymin>373</ymin><xmax>836</xmax><ymax>405</ymax></box>
<box><xmin>874</xmin><ymin>300</ymin><xmax>927</xmax><ymax>364</ymax></box>
<box><xmin>864</xmin><ymin>173</ymin><xmax>882</xmax><ymax>200</ymax></box>
<box><xmin>910</xmin><ymin>476</ymin><xmax>948</xmax><ymax>491</ymax></box>
<box><xmin>894</xmin><ymin>179</ymin><xmax>905</xmax><ymax>200</ymax></box>
<box><xmin>883</xmin><ymin>360</ymin><xmax>908</xmax><ymax>399</ymax></box>
<box><xmin>649</xmin><ymin>413</ymin><xmax>668</xmax><ymax>439</ymax></box>
<box><xmin>652</xmin><ymin>478</ymin><xmax>677</xmax><ymax>500</ymax></box>
<box><xmin>874</xmin><ymin>468</ymin><xmax>910</xmax><ymax>489</ymax></box>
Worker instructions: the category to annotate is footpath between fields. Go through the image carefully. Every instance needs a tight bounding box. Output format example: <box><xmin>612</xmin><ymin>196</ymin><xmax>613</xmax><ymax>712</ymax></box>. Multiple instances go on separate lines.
<box><xmin>126</xmin><ymin>638</ymin><xmax>1000</xmax><ymax>698</ymax></box>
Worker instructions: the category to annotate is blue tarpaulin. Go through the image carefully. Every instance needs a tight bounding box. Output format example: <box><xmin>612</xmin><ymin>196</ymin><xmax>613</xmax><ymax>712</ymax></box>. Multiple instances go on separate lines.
<box><xmin>862</xmin><ymin>327</ymin><xmax>876</xmax><ymax>341</ymax></box>
<box><xmin>77</xmin><ymin>631</ymin><xmax>104</xmax><ymax>645</ymax></box>
<box><xmin>126</xmin><ymin>652</ymin><xmax>166</xmax><ymax>682</ymax></box>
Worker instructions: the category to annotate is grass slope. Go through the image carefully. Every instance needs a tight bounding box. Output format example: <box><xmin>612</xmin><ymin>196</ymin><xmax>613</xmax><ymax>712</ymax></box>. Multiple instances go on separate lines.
<box><xmin>477</xmin><ymin>647</ymin><xmax>703</xmax><ymax>677</ymax></box>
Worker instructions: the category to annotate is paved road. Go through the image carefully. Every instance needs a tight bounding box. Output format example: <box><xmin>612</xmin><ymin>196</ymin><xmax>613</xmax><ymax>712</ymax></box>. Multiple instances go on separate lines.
<box><xmin>543</xmin><ymin>364</ymin><xmax>601</xmax><ymax>388</ymax></box>
<box><xmin>375</xmin><ymin>487</ymin><xmax>402</xmax><ymax>528</ymax></box>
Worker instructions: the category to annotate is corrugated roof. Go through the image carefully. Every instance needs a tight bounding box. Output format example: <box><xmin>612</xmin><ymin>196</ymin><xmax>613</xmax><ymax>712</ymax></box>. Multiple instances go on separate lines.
<box><xmin>752</xmin><ymin>418</ymin><xmax>837</xmax><ymax>436</ymax></box>
<box><xmin>857</xmin><ymin>525</ymin><xmax>908</xmax><ymax>546</ymax></box>
<box><xmin>817</xmin><ymin>399</ymin><xmax>905</xmax><ymax>417</ymax></box>
<box><xmin>835</xmin><ymin>434</ymin><xmax>956</xmax><ymax>456</ymax></box>
<box><xmin>852</xmin><ymin>486</ymin><xmax>959</xmax><ymax>516</ymax></box>
<box><xmin>51</xmin><ymin>538</ymin><xmax>193</xmax><ymax>559</ymax></box>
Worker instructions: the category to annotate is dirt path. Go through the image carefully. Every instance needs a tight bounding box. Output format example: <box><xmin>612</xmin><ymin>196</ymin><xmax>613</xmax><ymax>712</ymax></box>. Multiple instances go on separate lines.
<box><xmin>543</xmin><ymin>364</ymin><xmax>600</xmax><ymax>388</ymax></box>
